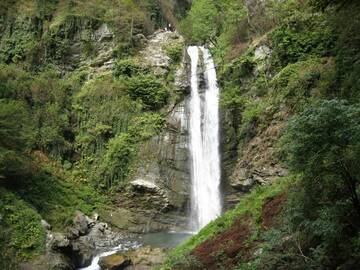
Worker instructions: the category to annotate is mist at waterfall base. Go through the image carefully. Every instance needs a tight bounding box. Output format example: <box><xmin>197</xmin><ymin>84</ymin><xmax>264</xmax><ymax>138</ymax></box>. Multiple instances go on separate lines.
<box><xmin>188</xmin><ymin>46</ymin><xmax>222</xmax><ymax>231</ymax></box>
<box><xmin>78</xmin><ymin>46</ymin><xmax>221</xmax><ymax>269</ymax></box>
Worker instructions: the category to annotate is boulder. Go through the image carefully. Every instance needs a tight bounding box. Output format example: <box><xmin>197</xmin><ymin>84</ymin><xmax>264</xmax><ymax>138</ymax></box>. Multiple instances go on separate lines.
<box><xmin>66</xmin><ymin>227</ymin><xmax>80</xmax><ymax>240</ymax></box>
<box><xmin>128</xmin><ymin>246</ymin><xmax>166</xmax><ymax>269</ymax></box>
<box><xmin>99</xmin><ymin>254</ymin><xmax>132</xmax><ymax>270</ymax></box>
<box><xmin>94</xmin><ymin>23</ymin><xmax>113</xmax><ymax>42</ymax></box>
<box><xmin>71</xmin><ymin>238</ymin><xmax>95</xmax><ymax>268</ymax></box>
<box><xmin>73</xmin><ymin>211</ymin><xmax>89</xmax><ymax>235</ymax></box>
<box><xmin>133</xmin><ymin>34</ymin><xmax>147</xmax><ymax>47</ymax></box>
<box><xmin>41</xmin><ymin>219</ymin><xmax>52</xmax><ymax>230</ymax></box>
<box><xmin>48</xmin><ymin>232</ymin><xmax>70</xmax><ymax>251</ymax></box>
<box><xmin>254</xmin><ymin>45</ymin><xmax>271</xmax><ymax>61</ymax></box>
<box><xmin>131</xmin><ymin>179</ymin><xmax>159</xmax><ymax>192</ymax></box>
<box><xmin>92</xmin><ymin>213</ymin><xmax>100</xmax><ymax>221</ymax></box>
<box><xmin>230</xmin><ymin>168</ymin><xmax>255</xmax><ymax>191</ymax></box>
<box><xmin>98</xmin><ymin>246</ymin><xmax>166</xmax><ymax>270</ymax></box>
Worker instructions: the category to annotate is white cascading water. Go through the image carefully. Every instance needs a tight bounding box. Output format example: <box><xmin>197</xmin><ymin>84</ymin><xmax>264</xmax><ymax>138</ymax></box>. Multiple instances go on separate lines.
<box><xmin>188</xmin><ymin>46</ymin><xmax>222</xmax><ymax>231</ymax></box>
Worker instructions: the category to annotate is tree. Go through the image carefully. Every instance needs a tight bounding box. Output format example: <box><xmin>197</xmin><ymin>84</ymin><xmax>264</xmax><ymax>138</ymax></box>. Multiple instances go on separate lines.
<box><xmin>180</xmin><ymin>0</ymin><xmax>219</xmax><ymax>43</ymax></box>
<box><xmin>309</xmin><ymin>0</ymin><xmax>354</xmax><ymax>10</ymax></box>
<box><xmin>0</xmin><ymin>100</ymin><xmax>33</xmax><ymax>180</ymax></box>
<box><xmin>281</xmin><ymin>99</ymin><xmax>360</xmax><ymax>218</ymax></box>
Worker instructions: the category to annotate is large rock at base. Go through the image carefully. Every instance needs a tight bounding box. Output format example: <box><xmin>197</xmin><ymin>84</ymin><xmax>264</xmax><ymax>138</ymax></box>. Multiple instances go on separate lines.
<box><xmin>128</xmin><ymin>246</ymin><xmax>166</xmax><ymax>269</ymax></box>
<box><xmin>99</xmin><ymin>246</ymin><xmax>166</xmax><ymax>270</ymax></box>
<box><xmin>99</xmin><ymin>254</ymin><xmax>132</xmax><ymax>270</ymax></box>
<box><xmin>20</xmin><ymin>253</ymin><xmax>75</xmax><ymax>270</ymax></box>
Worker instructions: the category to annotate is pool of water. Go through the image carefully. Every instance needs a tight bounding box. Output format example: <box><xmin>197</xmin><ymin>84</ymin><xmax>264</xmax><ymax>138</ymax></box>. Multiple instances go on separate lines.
<box><xmin>77</xmin><ymin>231</ymin><xmax>193</xmax><ymax>270</ymax></box>
<box><xmin>139</xmin><ymin>231</ymin><xmax>193</xmax><ymax>248</ymax></box>
<box><xmin>78</xmin><ymin>241</ymin><xmax>141</xmax><ymax>270</ymax></box>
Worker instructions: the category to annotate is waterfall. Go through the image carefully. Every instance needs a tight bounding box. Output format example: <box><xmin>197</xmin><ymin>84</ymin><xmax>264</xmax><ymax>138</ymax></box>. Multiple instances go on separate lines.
<box><xmin>188</xmin><ymin>46</ymin><xmax>222</xmax><ymax>231</ymax></box>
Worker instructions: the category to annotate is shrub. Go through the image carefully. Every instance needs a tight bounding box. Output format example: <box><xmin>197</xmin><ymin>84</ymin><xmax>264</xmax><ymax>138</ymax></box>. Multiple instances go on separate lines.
<box><xmin>270</xmin><ymin>13</ymin><xmax>335</xmax><ymax>68</ymax></box>
<box><xmin>0</xmin><ymin>188</ymin><xmax>46</xmax><ymax>268</ymax></box>
<box><xmin>269</xmin><ymin>58</ymin><xmax>335</xmax><ymax>112</ymax></box>
<box><xmin>166</xmin><ymin>43</ymin><xmax>183</xmax><ymax>64</ymax></box>
<box><xmin>180</xmin><ymin>0</ymin><xmax>219</xmax><ymax>43</ymax></box>
<box><xmin>220</xmin><ymin>52</ymin><xmax>255</xmax><ymax>84</ymax></box>
<box><xmin>99</xmin><ymin>133</ymin><xmax>135</xmax><ymax>188</ymax></box>
<box><xmin>113</xmin><ymin>58</ymin><xmax>143</xmax><ymax>77</ymax></box>
<box><xmin>280</xmin><ymin>99</ymin><xmax>360</xmax><ymax>218</ymax></box>
<box><xmin>125</xmin><ymin>74</ymin><xmax>169</xmax><ymax>110</ymax></box>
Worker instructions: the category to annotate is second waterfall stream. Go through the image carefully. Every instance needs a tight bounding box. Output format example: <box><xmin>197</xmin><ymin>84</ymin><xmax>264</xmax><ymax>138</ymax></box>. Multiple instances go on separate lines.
<box><xmin>187</xmin><ymin>46</ymin><xmax>222</xmax><ymax>231</ymax></box>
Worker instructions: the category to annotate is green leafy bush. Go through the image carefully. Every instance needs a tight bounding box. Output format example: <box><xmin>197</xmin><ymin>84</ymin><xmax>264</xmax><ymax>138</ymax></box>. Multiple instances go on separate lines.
<box><xmin>279</xmin><ymin>100</ymin><xmax>360</xmax><ymax>267</ymax></box>
<box><xmin>99</xmin><ymin>133</ymin><xmax>135</xmax><ymax>189</ymax></box>
<box><xmin>220</xmin><ymin>52</ymin><xmax>255</xmax><ymax>84</ymax></box>
<box><xmin>180</xmin><ymin>0</ymin><xmax>219</xmax><ymax>43</ymax></box>
<box><xmin>97</xmin><ymin>113</ymin><xmax>164</xmax><ymax>189</ymax></box>
<box><xmin>166</xmin><ymin>43</ymin><xmax>183</xmax><ymax>64</ymax></box>
<box><xmin>270</xmin><ymin>57</ymin><xmax>335</xmax><ymax>112</ymax></box>
<box><xmin>114</xmin><ymin>58</ymin><xmax>144</xmax><ymax>77</ymax></box>
<box><xmin>125</xmin><ymin>74</ymin><xmax>169</xmax><ymax>110</ymax></box>
<box><xmin>0</xmin><ymin>188</ymin><xmax>46</xmax><ymax>268</ymax></box>
<box><xmin>0</xmin><ymin>99</ymin><xmax>33</xmax><ymax>180</ymax></box>
<box><xmin>270</xmin><ymin>13</ymin><xmax>335</xmax><ymax>68</ymax></box>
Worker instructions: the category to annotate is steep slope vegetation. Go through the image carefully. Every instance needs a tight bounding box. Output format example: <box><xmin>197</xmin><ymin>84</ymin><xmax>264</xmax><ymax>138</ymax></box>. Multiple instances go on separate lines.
<box><xmin>0</xmin><ymin>0</ymin><xmax>190</xmax><ymax>268</ymax></box>
<box><xmin>162</xmin><ymin>0</ymin><xmax>360</xmax><ymax>269</ymax></box>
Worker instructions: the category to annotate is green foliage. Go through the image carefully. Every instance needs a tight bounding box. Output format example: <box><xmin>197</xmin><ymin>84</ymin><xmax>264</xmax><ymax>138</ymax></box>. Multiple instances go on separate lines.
<box><xmin>180</xmin><ymin>0</ymin><xmax>219</xmax><ymax>43</ymax></box>
<box><xmin>280</xmin><ymin>100</ymin><xmax>360</xmax><ymax>214</ymax></box>
<box><xmin>220</xmin><ymin>84</ymin><xmax>245</xmax><ymax>112</ymax></box>
<box><xmin>0</xmin><ymin>188</ymin><xmax>46</xmax><ymax>268</ymax></box>
<box><xmin>114</xmin><ymin>58</ymin><xmax>144</xmax><ymax>77</ymax></box>
<box><xmin>242</xmin><ymin>99</ymin><xmax>269</xmax><ymax>124</ymax></box>
<box><xmin>99</xmin><ymin>133</ymin><xmax>135</xmax><ymax>189</ymax></box>
<box><xmin>330</xmin><ymin>2</ymin><xmax>360</xmax><ymax>100</ymax></box>
<box><xmin>125</xmin><ymin>74</ymin><xmax>169</xmax><ymax>110</ymax></box>
<box><xmin>0</xmin><ymin>99</ymin><xmax>33</xmax><ymax>180</ymax></box>
<box><xmin>270</xmin><ymin>13</ymin><xmax>335</xmax><ymax>68</ymax></box>
<box><xmin>270</xmin><ymin>57</ymin><xmax>335</xmax><ymax>112</ymax></box>
<box><xmin>309</xmin><ymin>0</ymin><xmax>352</xmax><ymax>10</ymax></box>
<box><xmin>98</xmin><ymin>113</ymin><xmax>164</xmax><ymax>189</ymax></box>
<box><xmin>166</xmin><ymin>43</ymin><xmax>183</xmax><ymax>64</ymax></box>
<box><xmin>221</xmin><ymin>52</ymin><xmax>255</xmax><ymax>84</ymax></box>
<box><xmin>278</xmin><ymin>100</ymin><xmax>360</xmax><ymax>267</ymax></box>
<box><xmin>128</xmin><ymin>113</ymin><xmax>165</xmax><ymax>141</ymax></box>
<box><xmin>13</xmin><ymin>163</ymin><xmax>106</xmax><ymax>230</ymax></box>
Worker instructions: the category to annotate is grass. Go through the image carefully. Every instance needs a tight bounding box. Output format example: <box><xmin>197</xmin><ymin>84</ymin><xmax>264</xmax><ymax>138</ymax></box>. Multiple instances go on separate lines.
<box><xmin>162</xmin><ymin>177</ymin><xmax>293</xmax><ymax>269</ymax></box>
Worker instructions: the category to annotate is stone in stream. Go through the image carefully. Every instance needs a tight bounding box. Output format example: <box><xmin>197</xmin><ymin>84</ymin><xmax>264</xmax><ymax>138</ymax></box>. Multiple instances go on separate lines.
<box><xmin>98</xmin><ymin>246</ymin><xmax>166</xmax><ymax>270</ymax></box>
<box><xmin>99</xmin><ymin>254</ymin><xmax>132</xmax><ymax>270</ymax></box>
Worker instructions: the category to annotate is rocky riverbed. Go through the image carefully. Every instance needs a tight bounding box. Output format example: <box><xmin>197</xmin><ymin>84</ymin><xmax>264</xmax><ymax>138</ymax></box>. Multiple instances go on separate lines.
<box><xmin>21</xmin><ymin>210</ymin><xmax>178</xmax><ymax>270</ymax></box>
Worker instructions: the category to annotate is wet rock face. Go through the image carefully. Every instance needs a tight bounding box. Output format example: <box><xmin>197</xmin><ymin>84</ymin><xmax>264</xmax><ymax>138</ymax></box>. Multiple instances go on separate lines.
<box><xmin>131</xmin><ymin>30</ymin><xmax>191</xmax><ymax>215</ymax></box>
